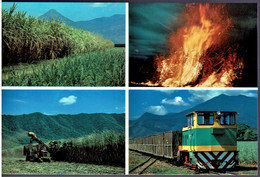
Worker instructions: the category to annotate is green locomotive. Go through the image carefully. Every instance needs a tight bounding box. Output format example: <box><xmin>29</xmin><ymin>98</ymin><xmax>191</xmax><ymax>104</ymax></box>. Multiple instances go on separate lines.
<box><xmin>179</xmin><ymin>111</ymin><xmax>238</xmax><ymax>169</ymax></box>
<box><xmin>129</xmin><ymin>111</ymin><xmax>238</xmax><ymax>170</ymax></box>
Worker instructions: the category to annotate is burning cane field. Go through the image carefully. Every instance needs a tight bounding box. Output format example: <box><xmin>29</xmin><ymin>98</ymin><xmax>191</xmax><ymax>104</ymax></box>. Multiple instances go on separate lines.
<box><xmin>129</xmin><ymin>3</ymin><xmax>257</xmax><ymax>87</ymax></box>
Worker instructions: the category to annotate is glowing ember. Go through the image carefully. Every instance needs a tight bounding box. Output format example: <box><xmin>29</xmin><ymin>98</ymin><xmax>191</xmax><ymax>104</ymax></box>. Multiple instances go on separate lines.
<box><xmin>149</xmin><ymin>3</ymin><xmax>243</xmax><ymax>87</ymax></box>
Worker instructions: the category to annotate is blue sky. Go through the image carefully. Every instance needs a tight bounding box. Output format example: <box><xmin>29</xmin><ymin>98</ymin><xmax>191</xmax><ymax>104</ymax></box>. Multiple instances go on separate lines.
<box><xmin>2</xmin><ymin>90</ymin><xmax>125</xmax><ymax>115</ymax></box>
<box><xmin>129</xmin><ymin>90</ymin><xmax>257</xmax><ymax>120</ymax></box>
<box><xmin>2</xmin><ymin>2</ymin><xmax>125</xmax><ymax>21</ymax></box>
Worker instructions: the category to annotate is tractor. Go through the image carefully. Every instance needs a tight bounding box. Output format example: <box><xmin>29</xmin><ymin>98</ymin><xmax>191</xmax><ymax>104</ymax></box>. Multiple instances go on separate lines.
<box><xmin>23</xmin><ymin>132</ymin><xmax>51</xmax><ymax>162</ymax></box>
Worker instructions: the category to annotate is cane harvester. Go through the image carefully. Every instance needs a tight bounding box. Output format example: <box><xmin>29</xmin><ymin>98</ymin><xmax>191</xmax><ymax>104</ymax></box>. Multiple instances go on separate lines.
<box><xmin>23</xmin><ymin>132</ymin><xmax>52</xmax><ymax>162</ymax></box>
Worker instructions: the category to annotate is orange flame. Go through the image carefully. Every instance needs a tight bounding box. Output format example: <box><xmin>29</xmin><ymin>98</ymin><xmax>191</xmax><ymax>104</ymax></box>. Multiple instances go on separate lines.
<box><xmin>149</xmin><ymin>3</ymin><xmax>243</xmax><ymax>87</ymax></box>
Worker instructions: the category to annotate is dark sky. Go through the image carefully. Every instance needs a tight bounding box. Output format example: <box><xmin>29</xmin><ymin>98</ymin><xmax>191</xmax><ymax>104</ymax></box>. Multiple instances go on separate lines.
<box><xmin>129</xmin><ymin>3</ymin><xmax>257</xmax><ymax>59</ymax></box>
<box><xmin>129</xmin><ymin>3</ymin><xmax>184</xmax><ymax>59</ymax></box>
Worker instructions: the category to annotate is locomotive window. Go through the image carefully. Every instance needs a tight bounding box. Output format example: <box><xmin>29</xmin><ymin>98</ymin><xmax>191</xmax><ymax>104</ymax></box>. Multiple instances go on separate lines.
<box><xmin>187</xmin><ymin>114</ymin><xmax>194</xmax><ymax>127</ymax></box>
<box><xmin>197</xmin><ymin>112</ymin><xmax>214</xmax><ymax>125</ymax></box>
<box><xmin>220</xmin><ymin>113</ymin><xmax>235</xmax><ymax>125</ymax></box>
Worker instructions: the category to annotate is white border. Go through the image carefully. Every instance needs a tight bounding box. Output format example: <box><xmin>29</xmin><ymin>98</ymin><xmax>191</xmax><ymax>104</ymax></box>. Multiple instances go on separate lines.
<box><xmin>0</xmin><ymin>2</ymin><xmax>129</xmax><ymax>175</ymax></box>
<box><xmin>1</xmin><ymin>1</ymin><xmax>259</xmax><ymax>176</ymax></box>
<box><xmin>128</xmin><ymin>87</ymin><xmax>258</xmax><ymax>90</ymax></box>
<box><xmin>125</xmin><ymin>2</ymin><xmax>129</xmax><ymax>175</ymax></box>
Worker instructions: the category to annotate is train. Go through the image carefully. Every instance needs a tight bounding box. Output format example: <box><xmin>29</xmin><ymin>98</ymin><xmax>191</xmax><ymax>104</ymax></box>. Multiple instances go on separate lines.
<box><xmin>129</xmin><ymin>111</ymin><xmax>238</xmax><ymax>170</ymax></box>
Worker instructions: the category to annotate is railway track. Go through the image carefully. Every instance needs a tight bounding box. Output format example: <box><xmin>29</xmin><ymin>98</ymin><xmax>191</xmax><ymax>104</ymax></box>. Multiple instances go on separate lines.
<box><xmin>206</xmin><ymin>170</ymin><xmax>236</xmax><ymax>175</ymax></box>
<box><xmin>129</xmin><ymin>157</ymin><xmax>157</xmax><ymax>174</ymax></box>
<box><xmin>130</xmin><ymin>151</ymin><xmax>241</xmax><ymax>175</ymax></box>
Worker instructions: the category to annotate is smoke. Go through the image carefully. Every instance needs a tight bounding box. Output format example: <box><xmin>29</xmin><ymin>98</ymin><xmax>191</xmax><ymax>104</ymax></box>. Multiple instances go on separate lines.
<box><xmin>228</xmin><ymin>4</ymin><xmax>257</xmax><ymax>31</ymax></box>
<box><xmin>130</xmin><ymin>3</ymin><xmax>257</xmax><ymax>59</ymax></box>
<box><xmin>226</xmin><ymin>3</ymin><xmax>257</xmax><ymax>87</ymax></box>
<box><xmin>129</xmin><ymin>3</ymin><xmax>184</xmax><ymax>58</ymax></box>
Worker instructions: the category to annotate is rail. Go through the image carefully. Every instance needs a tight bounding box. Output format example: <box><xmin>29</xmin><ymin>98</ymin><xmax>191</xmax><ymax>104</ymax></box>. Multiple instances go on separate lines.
<box><xmin>129</xmin><ymin>157</ymin><xmax>157</xmax><ymax>174</ymax></box>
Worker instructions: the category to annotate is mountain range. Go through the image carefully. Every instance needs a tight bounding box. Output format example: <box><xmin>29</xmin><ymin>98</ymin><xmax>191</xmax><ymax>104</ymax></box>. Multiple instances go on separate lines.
<box><xmin>39</xmin><ymin>9</ymin><xmax>125</xmax><ymax>44</ymax></box>
<box><xmin>130</xmin><ymin>94</ymin><xmax>257</xmax><ymax>138</ymax></box>
<box><xmin>2</xmin><ymin>112</ymin><xmax>124</xmax><ymax>149</ymax></box>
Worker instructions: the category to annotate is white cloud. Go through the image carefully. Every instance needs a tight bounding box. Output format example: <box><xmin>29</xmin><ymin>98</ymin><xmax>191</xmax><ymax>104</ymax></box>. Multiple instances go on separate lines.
<box><xmin>90</xmin><ymin>3</ymin><xmax>110</xmax><ymax>7</ymax></box>
<box><xmin>146</xmin><ymin>105</ymin><xmax>168</xmax><ymax>115</ymax></box>
<box><xmin>188</xmin><ymin>90</ymin><xmax>257</xmax><ymax>102</ymax></box>
<box><xmin>13</xmin><ymin>99</ymin><xmax>26</xmax><ymax>103</ymax></box>
<box><xmin>161</xmin><ymin>97</ymin><xmax>189</xmax><ymax>106</ymax></box>
<box><xmin>59</xmin><ymin>95</ymin><xmax>77</xmax><ymax>105</ymax></box>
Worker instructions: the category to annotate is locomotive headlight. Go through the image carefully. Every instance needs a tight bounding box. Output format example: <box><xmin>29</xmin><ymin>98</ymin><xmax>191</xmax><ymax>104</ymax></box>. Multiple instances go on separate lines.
<box><xmin>217</xmin><ymin>111</ymin><xmax>221</xmax><ymax>116</ymax></box>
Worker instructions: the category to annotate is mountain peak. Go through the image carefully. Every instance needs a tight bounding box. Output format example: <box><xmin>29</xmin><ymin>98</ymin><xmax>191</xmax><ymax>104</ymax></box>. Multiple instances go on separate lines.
<box><xmin>39</xmin><ymin>9</ymin><xmax>76</xmax><ymax>26</ymax></box>
<box><xmin>48</xmin><ymin>9</ymin><xmax>58</xmax><ymax>13</ymax></box>
<box><xmin>211</xmin><ymin>94</ymin><xmax>256</xmax><ymax>102</ymax></box>
<box><xmin>44</xmin><ymin>9</ymin><xmax>61</xmax><ymax>16</ymax></box>
<box><xmin>40</xmin><ymin>9</ymin><xmax>64</xmax><ymax>18</ymax></box>
<box><xmin>218</xmin><ymin>93</ymin><xmax>228</xmax><ymax>97</ymax></box>
<box><xmin>38</xmin><ymin>10</ymin><xmax>125</xmax><ymax>44</ymax></box>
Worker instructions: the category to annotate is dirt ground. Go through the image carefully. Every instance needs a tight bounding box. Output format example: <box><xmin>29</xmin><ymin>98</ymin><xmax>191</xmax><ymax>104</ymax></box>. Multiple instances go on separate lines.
<box><xmin>129</xmin><ymin>151</ymin><xmax>258</xmax><ymax>175</ymax></box>
<box><xmin>2</xmin><ymin>157</ymin><xmax>124</xmax><ymax>175</ymax></box>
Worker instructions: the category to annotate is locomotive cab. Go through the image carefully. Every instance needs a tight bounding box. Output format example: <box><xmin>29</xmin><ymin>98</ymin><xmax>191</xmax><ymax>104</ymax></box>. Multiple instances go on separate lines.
<box><xmin>179</xmin><ymin>111</ymin><xmax>238</xmax><ymax>170</ymax></box>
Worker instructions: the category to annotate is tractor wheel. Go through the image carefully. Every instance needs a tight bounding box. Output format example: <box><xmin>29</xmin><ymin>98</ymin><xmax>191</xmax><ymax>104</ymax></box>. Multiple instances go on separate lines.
<box><xmin>33</xmin><ymin>154</ymin><xmax>38</xmax><ymax>162</ymax></box>
<box><xmin>38</xmin><ymin>158</ymin><xmax>43</xmax><ymax>163</ymax></box>
<box><xmin>23</xmin><ymin>146</ymin><xmax>27</xmax><ymax>155</ymax></box>
<box><xmin>26</xmin><ymin>155</ymin><xmax>31</xmax><ymax>161</ymax></box>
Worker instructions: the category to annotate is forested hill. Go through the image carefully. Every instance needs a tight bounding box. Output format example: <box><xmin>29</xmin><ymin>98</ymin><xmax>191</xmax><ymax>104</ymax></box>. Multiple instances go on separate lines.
<box><xmin>39</xmin><ymin>9</ymin><xmax>125</xmax><ymax>44</ymax></box>
<box><xmin>2</xmin><ymin>112</ymin><xmax>124</xmax><ymax>149</ymax></box>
